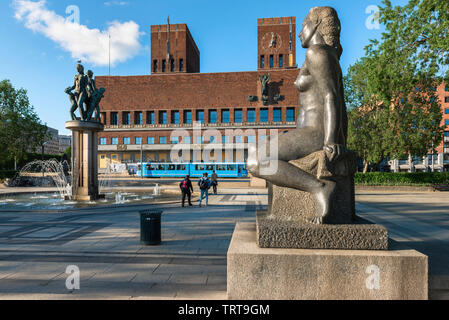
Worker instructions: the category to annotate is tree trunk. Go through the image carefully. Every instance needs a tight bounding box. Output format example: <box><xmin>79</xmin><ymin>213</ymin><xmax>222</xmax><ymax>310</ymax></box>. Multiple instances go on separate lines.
<box><xmin>363</xmin><ymin>160</ymin><xmax>369</xmax><ymax>173</ymax></box>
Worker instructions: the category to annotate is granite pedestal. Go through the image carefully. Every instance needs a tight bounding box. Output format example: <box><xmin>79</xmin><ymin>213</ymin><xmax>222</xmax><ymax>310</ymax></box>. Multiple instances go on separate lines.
<box><xmin>66</xmin><ymin>120</ymin><xmax>104</xmax><ymax>201</ymax></box>
<box><xmin>227</xmin><ymin>223</ymin><xmax>428</xmax><ymax>300</ymax></box>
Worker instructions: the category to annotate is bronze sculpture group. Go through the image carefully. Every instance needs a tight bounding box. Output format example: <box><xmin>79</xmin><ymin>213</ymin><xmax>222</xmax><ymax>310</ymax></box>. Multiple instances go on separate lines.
<box><xmin>65</xmin><ymin>63</ymin><xmax>105</xmax><ymax>122</ymax></box>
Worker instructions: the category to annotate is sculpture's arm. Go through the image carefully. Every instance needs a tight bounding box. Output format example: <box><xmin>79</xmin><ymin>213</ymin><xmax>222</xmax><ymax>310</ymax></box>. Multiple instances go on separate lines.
<box><xmin>306</xmin><ymin>45</ymin><xmax>341</xmax><ymax>147</ymax></box>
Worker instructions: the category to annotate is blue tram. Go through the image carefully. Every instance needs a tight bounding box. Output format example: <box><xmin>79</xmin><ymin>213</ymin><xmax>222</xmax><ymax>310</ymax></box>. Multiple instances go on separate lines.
<box><xmin>136</xmin><ymin>162</ymin><xmax>248</xmax><ymax>178</ymax></box>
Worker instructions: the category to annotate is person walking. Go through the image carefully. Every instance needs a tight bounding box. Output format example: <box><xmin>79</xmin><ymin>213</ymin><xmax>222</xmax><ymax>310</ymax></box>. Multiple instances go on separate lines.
<box><xmin>180</xmin><ymin>175</ymin><xmax>194</xmax><ymax>207</ymax></box>
<box><xmin>198</xmin><ymin>173</ymin><xmax>211</xmax><ymax>207</ymax></box>
<box><xmin>211</xmin><ymin>170</ymin><xmax>218</xmax><ymax>195</ymax></box>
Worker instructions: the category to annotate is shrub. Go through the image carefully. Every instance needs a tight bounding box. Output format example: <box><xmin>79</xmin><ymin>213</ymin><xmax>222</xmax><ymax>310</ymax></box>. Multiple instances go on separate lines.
<box><xmin>354</xmin><ymin>172</ymin><xmax>449</xmax><ymax>186</ymax></box>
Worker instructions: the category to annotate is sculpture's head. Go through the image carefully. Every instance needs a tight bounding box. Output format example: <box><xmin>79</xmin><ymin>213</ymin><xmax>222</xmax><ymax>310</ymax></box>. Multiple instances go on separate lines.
<box><xmin>99</xmin><ymin>87</ymin><xmax>106</xmax><ymax>94</ymax></box>
<box><xmin>300</xmin><ymin>7</ymin><xmax>342</xmax><ymax>58</ymax></box>
<box><xmin>87</xmin><ymin>70</ymin><xmax>94</xmax><ymax>78</ymax></box>
<box><xmin>76</xmin><ymin>63</ymin><xmax>84</xmax><ymax>74</ymax></box>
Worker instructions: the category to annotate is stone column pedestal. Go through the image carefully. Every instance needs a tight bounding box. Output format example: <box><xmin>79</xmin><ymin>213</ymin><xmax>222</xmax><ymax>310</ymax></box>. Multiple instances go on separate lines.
<box><xmin>66</xmin><ymin>120</ymin><xmax>104</xmax><ymax>201</ymax></box>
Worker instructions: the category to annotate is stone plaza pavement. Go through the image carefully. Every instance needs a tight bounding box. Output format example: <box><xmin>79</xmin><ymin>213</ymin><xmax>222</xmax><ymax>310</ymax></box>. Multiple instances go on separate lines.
<box><xmin>0</xmin><ymin>188</ymin><xmax>448</xmax><ymax>300</ymax></box>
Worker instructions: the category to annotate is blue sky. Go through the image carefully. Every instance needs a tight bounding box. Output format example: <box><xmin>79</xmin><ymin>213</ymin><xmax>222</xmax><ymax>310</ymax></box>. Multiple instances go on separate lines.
<box><xmin>0</xmin><ymin>0</ymin><xmax>403</xmax><ymax>135</ymax></box>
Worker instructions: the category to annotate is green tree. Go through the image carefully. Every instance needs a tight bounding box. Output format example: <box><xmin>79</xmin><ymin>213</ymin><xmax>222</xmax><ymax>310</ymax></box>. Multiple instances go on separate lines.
<box><xmin>345</xmin><ymin>0</ymin><xmax>447</xmax><ymax>171</ymax></box>
<box><xmin>0</xmin><ymin>80</ymin><xmax>49</xmax><ymax>169</ymax></box>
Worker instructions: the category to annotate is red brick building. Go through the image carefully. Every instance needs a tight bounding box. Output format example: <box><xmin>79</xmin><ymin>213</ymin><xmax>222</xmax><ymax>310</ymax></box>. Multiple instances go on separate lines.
<box><xmin>96</xmin><ymin>17</ymin><xmax>300</xmax><ymax>168</ymax></box>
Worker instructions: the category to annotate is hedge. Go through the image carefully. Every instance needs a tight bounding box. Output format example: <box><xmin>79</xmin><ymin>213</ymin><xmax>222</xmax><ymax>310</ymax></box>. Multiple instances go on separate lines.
<box><xmin>354</xmin><ymin>172</ymin><xmax>449</xmax><ymax>186</ymax></box>
<box><xmin>0</xmin><ymin>170</ymin><xmax>18</xmax><ymax>181</ymax></box>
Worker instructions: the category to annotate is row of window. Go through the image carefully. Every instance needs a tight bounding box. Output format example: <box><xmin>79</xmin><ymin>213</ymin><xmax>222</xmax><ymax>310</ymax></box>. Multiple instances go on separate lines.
<box><xmin>260</xmin><ymin>54</ymin><xmax>284</xmax><ymax>69</ymax></box>
<box><xmin>153</xmin><ymin>59</ymin><xmax>184</xmax><ymax>73</ymax></box>
<box><xmin>107</xmin><ymin>107</ymin><xmax>296</xmax><ymax>126</ymax></box>
<box><xmin>100</xmin><ymin>135</ymin><xmax>267</xmax><ymax>146</ymax></box>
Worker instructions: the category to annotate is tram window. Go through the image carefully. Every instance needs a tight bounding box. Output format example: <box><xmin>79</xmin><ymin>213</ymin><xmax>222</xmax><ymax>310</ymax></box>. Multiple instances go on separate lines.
<box><xmin>157</xmin><ymin>164</ymin><xmax>166</xmax><ymax>170</ymax></box>
<box><xmin>146</xmin><ymin>165</ymin><xmax>156</xmax><ymax>170</ymax></box>
<box><xmin>196</xmin><ymin>165</ymin><xmax>205</xmax><ymax>171</ymax></box>
<box><xmin>176</xmin><ymin>165</ymin><xmax>186</xmax><ymax>170</ymax></box>
<box><xmin>217</xmin><ymin>165</ymin><xmax>226</xmax><ymax>171</ymax></box>
<box><xmin>168</xmin><ymin>165</ymin><xmax>176</xmax><ymax>170</ymax></box>
<box><xmin>206</xmin><ymin>165</ymin><xmax>214</xmax><ymax>171</ymax></box>
<box><xmin>138</xmin><ymin>165</ymin><xmax>141</xmax><ymax>170</ymax></box>
<box><xmin>227</xmin><ymin>165</ymin><xmax>236</xmax><ymax>171</ymax></box>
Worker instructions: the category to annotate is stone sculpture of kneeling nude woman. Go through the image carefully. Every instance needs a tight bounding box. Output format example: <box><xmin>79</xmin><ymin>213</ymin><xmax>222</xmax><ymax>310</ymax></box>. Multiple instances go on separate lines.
<box><xmin>248</xmin><ymin>7</ymin><xmax>348</xmax><ymax>225</ymax></box>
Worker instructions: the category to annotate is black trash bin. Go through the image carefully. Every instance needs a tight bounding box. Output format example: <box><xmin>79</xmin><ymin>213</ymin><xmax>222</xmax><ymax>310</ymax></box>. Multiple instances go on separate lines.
<box><xmin>139</xmin><ymin>209</ymin><xmax>163</xmax><ymax>245</ymax></box>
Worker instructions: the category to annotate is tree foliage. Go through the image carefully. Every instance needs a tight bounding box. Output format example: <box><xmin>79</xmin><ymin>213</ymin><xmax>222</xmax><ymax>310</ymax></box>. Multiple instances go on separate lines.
<box><xmin>0</xmin><ymin>80</ymin><xmax>49</xmax><ymax>169</ymax></box>
<box><xmin>345</xmin><ymin>0</ymin><xmax>448</xmax><ymax>171</ymax></box>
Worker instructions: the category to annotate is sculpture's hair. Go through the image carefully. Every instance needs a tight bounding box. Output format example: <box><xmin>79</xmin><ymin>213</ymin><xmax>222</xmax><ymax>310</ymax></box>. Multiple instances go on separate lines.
<box><xmin>307</xmin><ymin>6</ymin><xmax>342</xmax><ymax>58</ymax></box>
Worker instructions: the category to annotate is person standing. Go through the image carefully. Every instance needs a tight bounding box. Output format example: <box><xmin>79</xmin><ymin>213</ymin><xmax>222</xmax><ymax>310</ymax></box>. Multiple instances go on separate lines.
<box><xmin>211</xmin><ymin>170</ymin><xmax>218</xmax><ymax>195</ymax></box>
<box><xmin>180</xmin><ymin>175</ymin><xmax>194</xmax><ymax>207</ymax></box>
<box><xmin>198</xmin><ymin>173</ymin><xmax>211</xmax><ymax>207</ymax></box>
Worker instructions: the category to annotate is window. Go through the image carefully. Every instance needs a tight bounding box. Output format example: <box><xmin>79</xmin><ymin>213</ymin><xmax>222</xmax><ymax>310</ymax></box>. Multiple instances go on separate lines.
<box><xmin>445</xmin><ymin>120</ymin><xmax>449</xmax><ymax>126</ymax></box>
<box><xmin>184</xmin><ymin>110</ymin><xmax>192</xmax><ymax>124</ymax></box>
<box><xmin>111</xmin><ymin>112</ymin><xmax>118</xmax><ymax>125</ymax></box>
<box><xmin>445</xmin><ymin>108</ymin><xmax>449</xmax><ymax>115</ymax></box>
<box><xmin>209</xmin><ymin>136</ymin><xmax>216</xmax><ymax>143</ymax></box>
<box><xmin>171</xmin><ymin>136</ymin><xmax>179</xmax><ymax>144</ymax></box>
<box><xmin>286</xmin><ymin>107</ymin><xmax>295</xmax><ymax>122</ymax></box>
<box><xmin>260</xmin><ymin>108</ymin><xmax>269</xmax><ymax>123</ymax></box>
<box><xmin>123</xmin><ymin>137</ymin><xmax>130</xmax><ymax>145</ymax></box>
<box><xmin>159</xmin><ymin>111</ymin><xmax>167</xmax><ymax>124</ymax></box>
<box><xmin>196</xmin><ymin>136</ymin><xmax>203</xmax><ymax>144</ymax></box>
<box><xmin>162</xmin><ymin>60</ymin><xmax>166</xmax><ymax>72</ymax></box>
<box><xmin>247</xmin><ymin>109</ymin><xmax>256</xmax><ymax>122</ymax></box>
<box><xmin>269</xmin><ymin>55</ymin><xmax>274</xmax><ymax>68</ymax></box>
<box><xmin>444</xmin><ymin>132</ymin><xmax>449</xmax><ymax>137</ymax></box>
<box><xmin>112</xmin><ymin>137</ymin><xmax>119</xmax><ymax>145</ymax></box>
<box><xmin>248</xmin><ymin>135</ymin><xmax>256</xmax><ymax>143</ymax></box>
<box><xmin>122</xmin><ymin>112</ymin><xmax>130</xmax><ymax>125</ymax></box>
<box><xmin>170</xmin><ymin>59</ymin><xmax>175</xmax><ymax>72</ymax></box>
<box><xmin>183</xmin><ymin>136</ymin><xmax>191</xmax><ymax>144</ymax></box>
<box><xmin>222</xmin><ymin>136</ymin><xmax>230</xmax><ymax>144</ymax></box>
<box><xmin>445</xmin><ymin>86</ymin><xmax>449</xmax><ymax>92</ymax></box>
<box><xmin>147</xmin><ymin>111</ymin><xmax>155</xmax><ymax>124</ymax></box>
<box><xmin>179</xmin><ymin>59</ymin><xmax>184</xmax><ymax>72</ymax></box>
<box><xmin>159</xmin><ymin>137</ymin><xmax>167</xmax><ymax>144</ymax></box>
<box><xmin>279</xmin><ymin>54</ymin><xmax>283</xmax><ymax>68</ymax></box>
<box><xmin>209</xmin><ymin>110</ymin><xmax>217</xmax><ymax>123</ymax></box>
<box><xmin>101</xmin><ymin>112</ymin><xmax>107</xmax><ymax>124</ymax></box>
<box><xmin>196</xmin><ymin>110</ymin><xmax>205</xmax><ymax>124</ymax></box>
<box><xmin>260</xmin><ymin>55</ymin><xmax>265</xmax><ymax>68</ymax></box>
<box><xmin>260</xmin><ymin>135</ymin><xmax>267</xmax><ymax>141</ymax></box>
<box><xmin>153</xmin><ymin>60</ymin><xmax>158</xmax><ymax>73</ymax></box>
<box><xmin>135</xmin><ymin>137</ymin><xmax>142</xmax><ymax>145</ymax></box>
<box><xmin>171</xmin><ymin>111</ymin><xmax>180</xmax><ymax>124</ymax></box>
<box><xmin>234</xmin><ymin>109</ymin><xmax>243</xmax><ymax>123</ymax></box>
<box><xmin>147</xmin><ymin>137</ymin><xmax>155</xmax><ymax>144</ymax></box>
<box><xmin>100</xmin><ymin>138</ymin><xmax>107</xmax><ymax>145</ymax></box>
<box><xmin>134</xmin><ymin>112</ymin><xmax>143</xmax><ymax>125</ymax></box>
<box><xmin>445</xmin><ymin>97</ymin><xmax>449</xmax><ymax>103</ymax></box>
<box><xmin>222</xmin><ymin>109</ymin><xmax>230</xmax><ymax>123</ymax></box>
<box><xmin>273</xmin><ymin>108</ymin><xmax>282</xmax><ymax>122</ymax></box>
<box><xmin>235</xmin><ymin>136</ymin><xmax>243</xmax><ymax>143</ymax></box>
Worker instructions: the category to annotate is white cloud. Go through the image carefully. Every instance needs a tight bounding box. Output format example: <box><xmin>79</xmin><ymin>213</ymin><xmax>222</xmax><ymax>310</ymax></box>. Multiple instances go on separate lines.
<box><xmin>13</xmin><ymin>0</ymin><xmax>143</xmax><ymax>67</ymax></box>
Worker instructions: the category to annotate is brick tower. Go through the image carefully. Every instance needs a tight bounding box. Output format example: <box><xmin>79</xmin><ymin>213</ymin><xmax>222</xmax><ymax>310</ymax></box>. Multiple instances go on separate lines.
<box><xmin>258</xmin><ymin>17</ymin><xmax>296</xmax><ymax>70</ymax></box>
<box><xmin>151</xmin><ymin>18</ymin><xmax>200</xmax><ymax>74</ymax></box>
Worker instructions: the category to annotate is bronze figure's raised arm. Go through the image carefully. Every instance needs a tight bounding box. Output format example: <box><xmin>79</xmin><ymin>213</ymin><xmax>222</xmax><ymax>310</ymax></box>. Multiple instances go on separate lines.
<box><xmin>248</xmin><ymin>7</ymin><xmax>349</xmax><ymax>224</ymax></box>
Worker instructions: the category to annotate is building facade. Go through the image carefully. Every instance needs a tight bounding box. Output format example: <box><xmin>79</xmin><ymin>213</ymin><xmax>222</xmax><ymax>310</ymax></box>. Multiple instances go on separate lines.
<box><xmin>96</xmin><ymin>17</ymin><xmax>299</xmax><ymax>168</ymax></box>
<box><xmin>58</xmin><ymin>135</ymin><xmax>72</xmax><ymax>154</ymax></box>
<box><xmin>389</xmin><ymin>82</ymin><xmax>449</xmax><ymax>172</ymax></box>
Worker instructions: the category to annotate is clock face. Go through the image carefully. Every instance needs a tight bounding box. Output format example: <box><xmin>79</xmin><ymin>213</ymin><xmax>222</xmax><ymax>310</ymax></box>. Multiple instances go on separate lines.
<box><xmin>262</xmin><ymin>32</ymin><xmax>282</xmax><ymax>52</ymax></box>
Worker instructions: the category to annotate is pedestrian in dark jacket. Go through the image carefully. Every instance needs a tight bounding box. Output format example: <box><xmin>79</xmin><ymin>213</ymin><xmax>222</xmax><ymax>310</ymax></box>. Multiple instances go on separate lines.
<box><xmin>198</xmin><ymin>173</ymin><xmax>211</xmax><ymax>207</ymax></box>
<box><xmin>180</xmin><ymin>175</ymin><xmax>194</xmax><ymax>207</ymax></box>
